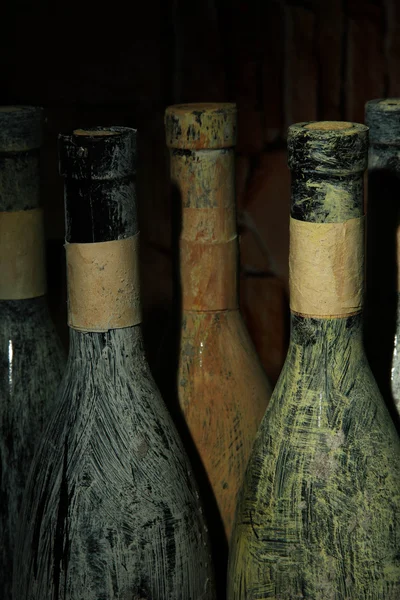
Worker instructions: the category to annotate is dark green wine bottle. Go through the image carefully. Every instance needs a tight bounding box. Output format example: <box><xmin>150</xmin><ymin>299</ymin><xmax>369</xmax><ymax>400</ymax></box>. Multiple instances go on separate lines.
<box><xmin>228</xmin><ymin>121</ymin><xmax>400</xmax><ymax>599</ymax></box>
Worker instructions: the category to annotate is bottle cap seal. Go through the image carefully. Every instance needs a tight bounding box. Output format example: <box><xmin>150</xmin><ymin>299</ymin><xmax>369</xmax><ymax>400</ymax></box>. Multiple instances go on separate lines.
<box><xmin>59</xmin><ymin>127</ymin><xmax>137</xmax><ymax>180</ymax></box>
<box><xmin>288</xmin><ymin>121</ymin><xmax>368</xmax><ymax>175</ymax></box>
<box><xmin>0</xmin><ymin>106</ymin><xmax>43</xmax><ymax>152</ymax></box>
<box><xmin>165</xmin><ymin>103</ymin><xmax>237</xmax><ymax>150</ymax></box>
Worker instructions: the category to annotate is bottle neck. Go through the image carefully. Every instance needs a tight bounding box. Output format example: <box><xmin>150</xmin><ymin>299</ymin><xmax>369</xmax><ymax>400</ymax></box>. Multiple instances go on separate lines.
<box><xmin>178</xmin><ymin>235</ymin><xmax>239</xmax><ymax>312</ymax></box>
<box><xmin>0</xmin><ymin>296</ymin><xmax>49</xmax><ymax>318</ymax></box>
<box><xmin>289</xmin><ymin>170</ymin><xmax>365</xmax><ymax>322</ymax></box>
<box><xmin>0</xmin><ymin>149</ymin><xmax>47</xmax><ymax>300</ymax></box>
<box><xmin>0</xmin><ymin>209</ymin><xmax>47</xmax><ymax>301</ymax></box>
<box><xmin>366</xmin><ymin>103</ymin><xmax>400</xmax><ymax>300</ymax></box>
<box><xmin>367</xmin><ymin>144</ymin><xmax>400</xmax><ymax>293</ymax></box>
<box><xmin>0</xmin><ymin>150</ymin><xmax>40</xmax><ymax>212</ymax></box>
<box><xmin>64</xmin><ymin>178</ymin><xmax>138</xmax><ymax>243</ymax></box>
<box><xmin>288</xmin><ymin>312</ymin><xmax>364</xmax><ymax>360</ymax></box>
<box><xmin>172</xmin><ymin>147</ymin><xmax>238</xmax><ymax>311</ymax></box>
<box><xmin>63</xmin><ymin>164</ymin><xmax>140</xmax><ymax>334</ymax></box>
<box><xmin>67</xmin><ymin>325</ymin><xmax>144</xmax><ymax>365</ymax></box>
<box><xmin>66</xmin><ymin>234</ymin><xmax>142</xmax><ymax>334</ymax></box>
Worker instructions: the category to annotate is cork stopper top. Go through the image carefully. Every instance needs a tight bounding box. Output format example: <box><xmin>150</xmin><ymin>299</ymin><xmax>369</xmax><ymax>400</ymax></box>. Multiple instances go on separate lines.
<box><xmin>0</xmin><ymin>106</ymin><xmax>43</xmax><ymax>152</ymax></box>
<box><xmin>288</xmin><ymin>121</ymin><xmax>368</xmax><ymax>174</ymax></box>
<box><xmin>365</xmin><ymin>99</ymin><xmax>400</xmax><ymax>146</ymax></box>
<box><xmin>58</xmin><ymin>126</ymin><xmax>137</xmax><ymax>180</ymax></box>
<box><xmin>165</xmin><ymin>102</ymin><xmax>237</xmax><ymax>150</ymax></box>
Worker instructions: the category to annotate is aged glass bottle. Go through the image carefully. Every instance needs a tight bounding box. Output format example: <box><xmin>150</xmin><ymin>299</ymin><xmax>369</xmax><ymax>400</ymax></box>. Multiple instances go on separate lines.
<box><xmin>163</xmin><ymin>103</ymin><xmax>271</xmax><ymax>591</ymax></box>
<box><xmin>13</xmin><ymin>127</ymin><xmax>216</xmax><ymax>600</ymax></box>
<box><xmin>0</xmin><ymin>106</ymin><xmax>65</xmax><ymax>600</ymax></box>
<box><xmin>228</xmin><ymin>121</ymin><xmax>400</xmax><ymax>599</ymax></box>
<box><xmin>365</xmin><ymin>98</ymin><xmax>400</xmax><ymax>422</ymax></box>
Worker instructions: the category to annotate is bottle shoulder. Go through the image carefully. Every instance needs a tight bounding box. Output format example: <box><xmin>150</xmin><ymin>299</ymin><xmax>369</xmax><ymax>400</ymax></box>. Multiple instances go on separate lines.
<box><xmin>178</xmin><ymin>309</ymin><xmax>271</xmax><ymax>400</ymax></box>
<box><xmin>32</xmin><ymin>332</ymin><xmax>200</xmax><ymax>497</ymax></box>
<box><xmin>230</xmin><ymin>341</ymin><xmax>400</xmax><ymax>598</ymax></box>
<box><xmin>0</xmin><ymin>297</ymin><xmax>63</xmax><ymax>343</ymax></box>
<box><xmin>15</xmin><ymin>331</ymin><xmax>215</xmax><ymax>598</ymax></box>
<box><xmin>180</xmin><ymin>310</ymin><xmax>268</xmax><ymax>367</ymax></box>
<box><xmin>245</xmin><ymin>332</ymin><xmax>400</xmax><ymax>494</ymax></box>
<box><xmin>0</xmin><ymin>298</ymin><xmax>66</xmax><ymax>404</ymax></box>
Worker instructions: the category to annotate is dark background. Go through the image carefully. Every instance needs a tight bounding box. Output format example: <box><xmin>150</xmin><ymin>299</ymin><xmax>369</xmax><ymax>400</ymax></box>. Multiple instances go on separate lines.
<box><xmin>1</xmin><ymin>0</ymin><xmax>396</xmax><ymax>383</ymax></box>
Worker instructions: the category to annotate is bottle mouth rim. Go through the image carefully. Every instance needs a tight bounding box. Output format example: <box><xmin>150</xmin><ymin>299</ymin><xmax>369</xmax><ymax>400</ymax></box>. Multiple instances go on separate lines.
<box><xmin>366</xmin><ymin>98</ymin><xmax>400</xmax><ymax>111</ymax></box>
<box><xmin>58</xmin><ymin>126</ymin><xmax>137</xmax><ymax>180</ymax></box>
<box><xmin>0</xmin><ymin>105</ymin><xmax>42</xmax><ymax>114</ymax></box>
<box><xmin>287</xmin><ymin>121</ymin><xmax>368</xmax><ymax>175</ymax></box>
<box><xmin>73</xmin><ymin>128</ymin><xmax>122</xmax><ymax>137</ymax></box>
<box><xmin>164</xmin><ymin>103</ymin><xmax>237</xmax><ymax>150</ymax></box>
<box><xmin>303</xmin><ymin>121</ymin><xmax>354</xmax><ymax>132</ymax></box>
<box><xmin>289</xmin><ymin>121</ymin><xmax>368</xmax><ymax>136</ymax></box>
<box><xmin>166</xmin><ymin>102</ymin><xmax>236</xmax><ymax>115</ymax></box>
<box><xmin>67</xmin><ymin>126</ymin><xmax>137</xmax><ymax>139</ymax></box>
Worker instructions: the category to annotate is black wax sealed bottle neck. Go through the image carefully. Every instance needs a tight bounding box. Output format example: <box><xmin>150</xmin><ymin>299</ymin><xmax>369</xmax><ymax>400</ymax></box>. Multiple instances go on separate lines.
<box><xmin>59</xmin><ymin>127</ymin><xmax>142</xmax><ymax>359</ymax></box>
<box><xmin>59</xmin><ymin>128</ymin><xmax>138</xmax><ymax>243</ymax></box>
<box><xmin>287</xmin><ymin>121</ymin><xmax>368</xmax><ymax>345</ymax></box>
<box><xmin>288</xmin><ymin>121</ymin><xmax>366</xmax><ymax>224</ymax></box>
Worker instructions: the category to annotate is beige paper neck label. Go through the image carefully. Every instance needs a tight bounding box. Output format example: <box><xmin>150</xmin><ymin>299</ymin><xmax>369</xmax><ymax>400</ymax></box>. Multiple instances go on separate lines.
<box><xmin>289</xmin><ymin>216</ymin><xmax>364</xmax><ymax>318</ymax></box>
<box><xmin>0</xmin><ymin>209</ymin><xmax>46</xmax><ymax>300</ymax></box>
<box><xmin>66</xmin><ymin>234</ymin><xmax>141</xmax><ymax>332</ymax></box>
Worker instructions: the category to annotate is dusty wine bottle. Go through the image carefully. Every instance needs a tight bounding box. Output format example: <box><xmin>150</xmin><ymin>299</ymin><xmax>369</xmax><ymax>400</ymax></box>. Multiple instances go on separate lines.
<box><xmin>13</xmin><ymin>127</ymin><xmax>216</xmax><ymax>599</ymax></box>
<box><xmin>365</xmin><ymin>98</ymin><xmax>400</xmax><ymax>421</ymax></box>
<box><xmin>163</xmin><ymin>103</ymin><xmax>271</xmax><ymax>591</ymax></box>
<box><xmin>0</xmin><ymin>106</ymin><xmax>65</xmax><ymax>600</ymax></box>
<box><xmin>228</xmin><ymin>121</ymin><xmax>400</xmax><ymax>599</ymax></box>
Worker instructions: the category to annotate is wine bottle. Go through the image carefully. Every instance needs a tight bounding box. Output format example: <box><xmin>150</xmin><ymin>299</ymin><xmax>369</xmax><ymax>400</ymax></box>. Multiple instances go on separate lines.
<box><xmin>365</xmin><ymin>98</ymin><xmax>400</xmax><ymax>421</ymax></box>
<box><xmin>228</xmin><ymin>121</ymin><xmax>400</xmax><ymax>599</ymax></box>
<box><xmin>0</xmin><ymin>106</ymin><xmax>66</xmax><ymax>600</ymax></box>
<box><xmin>13</xmin><ymin>127</ymin><xmax>216</xmax><ymax>599</ymax></box>
<box><xmin>163</xmin><ymin>103</ymin><xmax>271</xmax><ymax>588</ymax></box>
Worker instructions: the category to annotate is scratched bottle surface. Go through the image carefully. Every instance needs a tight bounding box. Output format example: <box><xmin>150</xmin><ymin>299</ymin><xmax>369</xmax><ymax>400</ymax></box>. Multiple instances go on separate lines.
<box><xmin>0</xmin><ymin>106</ymin><xmax>66</xmax><ymax>600</ymax></box>
<box><xmin>13</xmin><ymin>127</ymin><xmax>216</xmax><ymax>600</ymax></box>
<box><xmin>228</xmin><ymin>122</ymin><xmax>400</xmax><ymax>599</ymax></box>
<box><xmin>163</xmin><ymin>103</ymin><xmax>271</xmax><ymax>592</ymax></box>
<box><xmin>365</xmin><ymin>98</ymin><xmax>400</xmax><ymax>423</ymax></box>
